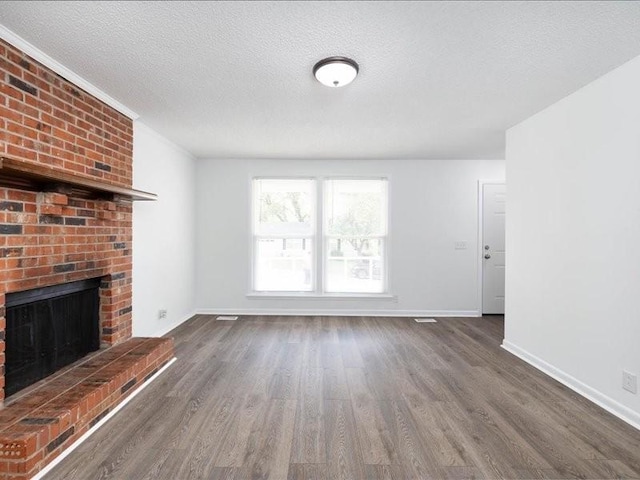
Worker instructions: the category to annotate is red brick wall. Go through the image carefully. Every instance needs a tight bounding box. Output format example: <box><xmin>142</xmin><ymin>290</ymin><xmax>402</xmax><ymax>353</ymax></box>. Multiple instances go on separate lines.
<box><xmin>0</xmin><ymin>39</ymin><xmax>134</xmax><ymax>403</ymax></box>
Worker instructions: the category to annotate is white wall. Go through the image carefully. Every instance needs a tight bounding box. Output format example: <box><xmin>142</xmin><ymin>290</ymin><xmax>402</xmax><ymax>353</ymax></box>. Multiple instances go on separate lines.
<box><xmin>195</xmin><ymin>159</ymin><xmax>504</xmax><ymax>316</ymax></box>
<box><xmin>505</xmin><ymin>55</ymin><xmax>640</xmax><ymax>428</ymax></box>
<box><xmin>132</xmin><ymin>122</ymin><xmax>197</xmax><ymax>337</ymax></box>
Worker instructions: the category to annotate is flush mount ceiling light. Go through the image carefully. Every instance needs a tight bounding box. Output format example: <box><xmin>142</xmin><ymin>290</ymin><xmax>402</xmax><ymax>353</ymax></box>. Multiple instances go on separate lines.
<box><xmin>313</xmin><ymin>56</ymin><xmax>359</xmax><ymax>88</ymax></box>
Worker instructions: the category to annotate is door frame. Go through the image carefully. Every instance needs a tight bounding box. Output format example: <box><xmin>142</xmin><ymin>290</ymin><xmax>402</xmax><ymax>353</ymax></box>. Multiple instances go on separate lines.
<box><xmin>477</xmin><ymin>180</ymin><xmax>505</xmax><ymax>315</ymax></box>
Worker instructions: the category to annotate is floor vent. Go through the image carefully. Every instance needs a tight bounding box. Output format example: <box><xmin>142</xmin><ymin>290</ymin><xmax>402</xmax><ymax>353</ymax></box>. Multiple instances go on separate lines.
<box><xmin>414</xmin><ymin>318</ymin><xmax>437</xmax><ymax>323</ymax></box>
<box><xmin>216</xmin><ymin>315</ymin><xmax>239</xmax><ymax>321</ymax></box>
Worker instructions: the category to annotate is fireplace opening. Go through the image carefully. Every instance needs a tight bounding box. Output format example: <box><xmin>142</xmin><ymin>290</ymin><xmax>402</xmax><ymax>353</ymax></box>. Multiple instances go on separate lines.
<box><xmin>5</xmin><ymin>278</ymin><xmax>101</xmax><ymax>398</ymax></box>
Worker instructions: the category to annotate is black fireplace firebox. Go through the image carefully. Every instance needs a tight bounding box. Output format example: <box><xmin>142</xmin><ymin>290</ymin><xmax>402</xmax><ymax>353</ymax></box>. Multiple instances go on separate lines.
<box><xmin>5</xmin><ymin>278</ymin><xmax>101</xmax><ymax>398</ymax></box>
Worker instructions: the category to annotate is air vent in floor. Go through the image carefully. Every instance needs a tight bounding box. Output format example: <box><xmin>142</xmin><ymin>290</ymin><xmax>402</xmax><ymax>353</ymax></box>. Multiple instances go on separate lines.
<box><xmin>216</xmin><ymin>315</ymin><xmax>238</xmax><ymax>321</ymax></box>
<box><xmin>414</xmin><ymin>318</ymin><xmax>437</xmax><ymax>323</ymax></box>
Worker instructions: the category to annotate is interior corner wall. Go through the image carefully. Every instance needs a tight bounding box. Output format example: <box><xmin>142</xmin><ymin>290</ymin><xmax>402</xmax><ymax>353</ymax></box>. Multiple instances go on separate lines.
<box><xmin>132</xmin><ymin>122</ymin><xmax>196</xmax><ymax>337</ymax></box>
<box><xmin>195</xmin><ymin>158</ymin><xmax>505</xmax><ymax>316</ymax></box>
<box><xmin>504</xmin><ymin>55</ymin><xmax>640</xmax><ymax>428</ymax></box>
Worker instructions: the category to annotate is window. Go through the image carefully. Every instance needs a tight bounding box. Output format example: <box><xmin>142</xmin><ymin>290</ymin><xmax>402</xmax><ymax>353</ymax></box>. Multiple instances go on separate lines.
<box><xmin>324</xmin><ymin>179</ymin><xmax>387</xmax><ymax>293</ymax></box>
<box><xmin>253</xmin><ymin>179</ymin><xmax>315</xmax><ymax>292</ymax></box>
<box><xmin>252</xmin><ymin>177</ymin><xmax>388</xmax><ymax>295</ymax></box>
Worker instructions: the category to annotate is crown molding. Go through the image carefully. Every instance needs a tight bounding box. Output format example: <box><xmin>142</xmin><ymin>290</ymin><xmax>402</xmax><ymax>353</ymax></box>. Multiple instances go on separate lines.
<box><xmin>0</xmin><ymin>24</ymin><xmax>139</xmax><ymax>120</ymax></box>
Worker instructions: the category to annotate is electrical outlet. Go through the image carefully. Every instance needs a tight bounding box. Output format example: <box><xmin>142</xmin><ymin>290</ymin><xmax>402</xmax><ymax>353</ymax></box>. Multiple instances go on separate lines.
<box><xmin>622</xmin><ymin>371</ymin><xmax>637</xmax><ymax>394</ymax></box>
<box><xmin>158</xmin><ymin>309</ymin><xmax>167</xmax><ymax>320</ymax></box>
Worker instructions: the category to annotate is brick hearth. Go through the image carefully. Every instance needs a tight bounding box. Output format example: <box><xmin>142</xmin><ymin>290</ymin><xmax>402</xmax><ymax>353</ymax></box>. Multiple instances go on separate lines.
<box><xmin>0</xmin><ymin>337</ymin><xmax>174</xmax><ymax>479</ymax></box>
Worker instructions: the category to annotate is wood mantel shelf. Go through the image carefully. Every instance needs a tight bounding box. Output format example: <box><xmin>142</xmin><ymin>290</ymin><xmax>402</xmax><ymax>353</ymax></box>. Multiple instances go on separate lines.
<box><xmin>0</xmin><ymin>156</ymin><xmax>157</xmax><ymax>201</ymax></box>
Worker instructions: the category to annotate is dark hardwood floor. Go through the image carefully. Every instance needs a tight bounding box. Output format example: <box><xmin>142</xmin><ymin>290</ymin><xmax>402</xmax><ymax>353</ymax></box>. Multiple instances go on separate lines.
<box><xmin>45</xmin><ymin>315</ymin><xmax>640</xmax><ymax>479</ymax></box>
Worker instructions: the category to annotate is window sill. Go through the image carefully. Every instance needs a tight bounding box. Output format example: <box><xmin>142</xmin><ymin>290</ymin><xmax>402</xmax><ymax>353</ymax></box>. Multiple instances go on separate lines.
<box><xmin>246</xmin><ymin>292</ymin><xmax>397</xmax><ymax>301</ymax></box>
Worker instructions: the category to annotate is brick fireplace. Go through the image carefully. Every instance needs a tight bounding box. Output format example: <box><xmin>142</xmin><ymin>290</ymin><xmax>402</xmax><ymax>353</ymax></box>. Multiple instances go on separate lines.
<box><xmin>0</xmin><ymin>37</ymin><xmax>137</xmax><ymax>403</ymax></box>
<box><xmin>0</xmin><ymin>38</ymin><xmax>174</xmax><ymax>478</ymax></box>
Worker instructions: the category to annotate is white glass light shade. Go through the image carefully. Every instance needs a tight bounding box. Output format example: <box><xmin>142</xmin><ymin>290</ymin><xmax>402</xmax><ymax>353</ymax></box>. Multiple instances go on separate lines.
<box><xmin>313</xmin><ymin>57</ymin><xmax>359</xmax><ymax>88</ymax></box>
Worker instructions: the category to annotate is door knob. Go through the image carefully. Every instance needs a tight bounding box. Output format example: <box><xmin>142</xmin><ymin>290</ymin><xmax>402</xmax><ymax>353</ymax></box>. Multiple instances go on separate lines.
<box><xmin>484</xmin><ymin>254</ymin><xmax>491</xmax><ymax>259</ymax></box>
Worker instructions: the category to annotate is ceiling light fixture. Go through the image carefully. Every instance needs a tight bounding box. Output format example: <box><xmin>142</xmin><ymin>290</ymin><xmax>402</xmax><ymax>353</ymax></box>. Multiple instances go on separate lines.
<box><xmin>313</xmin><ymin>56</ymin><xmax>359</xmax><ymax>88</ymax></box>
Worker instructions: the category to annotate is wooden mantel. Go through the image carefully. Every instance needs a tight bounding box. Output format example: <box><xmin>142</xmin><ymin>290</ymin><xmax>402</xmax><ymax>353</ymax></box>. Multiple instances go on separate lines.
<box><xmin>0</xmin><ymin>156</ymin><xmax>157</xmax><ymax>202</ymax></box>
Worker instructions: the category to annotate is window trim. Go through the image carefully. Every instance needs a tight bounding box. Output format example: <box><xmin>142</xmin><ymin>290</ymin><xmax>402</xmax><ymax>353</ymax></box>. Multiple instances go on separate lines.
<box><xmin>250</xmin><ymin>175</ymin><xmax>390</xmax><ymax>298</ymax></box>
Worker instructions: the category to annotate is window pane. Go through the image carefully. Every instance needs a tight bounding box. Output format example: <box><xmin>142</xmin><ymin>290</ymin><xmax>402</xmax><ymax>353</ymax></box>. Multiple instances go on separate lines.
<box><xmin>254</xmin><ymin>179</ymin><xmax>314</xmax><ymax>237</ymax></box>
<box><xmin>325</xmin><ymin>237</ymin><xmax>384</xmax><ymax>293</ymax></box>
<box><xmin>325</xmin><ymin>179</ymin><xmax>387</xmax><ymax>236</ymax></box>
<box><xmin>255</xmin><ymin>238</ymin><xmax>313</xmax><ymax>292</ymax></box>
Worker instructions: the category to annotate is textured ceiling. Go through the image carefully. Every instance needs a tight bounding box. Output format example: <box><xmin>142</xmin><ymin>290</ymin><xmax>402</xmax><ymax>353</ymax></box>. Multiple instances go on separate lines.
<box><xmin>2</xmin><ymin>1</ymin><xmax>640</xmax><ymax>160</ymax></box>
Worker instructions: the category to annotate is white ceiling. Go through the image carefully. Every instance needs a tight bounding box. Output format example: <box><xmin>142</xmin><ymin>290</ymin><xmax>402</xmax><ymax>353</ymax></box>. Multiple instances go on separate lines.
<box><xmin>2</xmin><ymin>1</ymin><xmax>640</xmax><ymax>160</ymax></box>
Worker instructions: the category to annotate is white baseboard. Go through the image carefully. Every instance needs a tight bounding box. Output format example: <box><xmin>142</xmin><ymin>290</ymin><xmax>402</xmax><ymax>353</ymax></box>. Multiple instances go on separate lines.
<box><xmin>501</xmin><ymin>340</ymin><xmax>640</xmax><ymax>431</ymax></box>
<box><xmin>32</xmin><ymin>357</ymin><xmax>177</xmax><ymax>480</ymax></box>
<box><xmin>196</xmin><ymin>308</ymin><xmax>481</xmax><ymax>318</ymax></box>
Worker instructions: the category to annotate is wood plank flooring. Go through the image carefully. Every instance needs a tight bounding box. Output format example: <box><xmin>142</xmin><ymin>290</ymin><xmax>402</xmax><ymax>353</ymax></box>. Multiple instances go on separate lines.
<box><xmin>45</xmin><ymin>315</ymin><xmax>640</xmax><ymax>479</ymax></box>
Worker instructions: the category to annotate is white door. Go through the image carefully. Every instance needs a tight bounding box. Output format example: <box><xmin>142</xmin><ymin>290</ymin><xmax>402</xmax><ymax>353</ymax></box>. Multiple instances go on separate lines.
<box><xmin>482</xmin><ymin>183</ymin><xmax>506</xmax><ymax>314</ymax></box>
